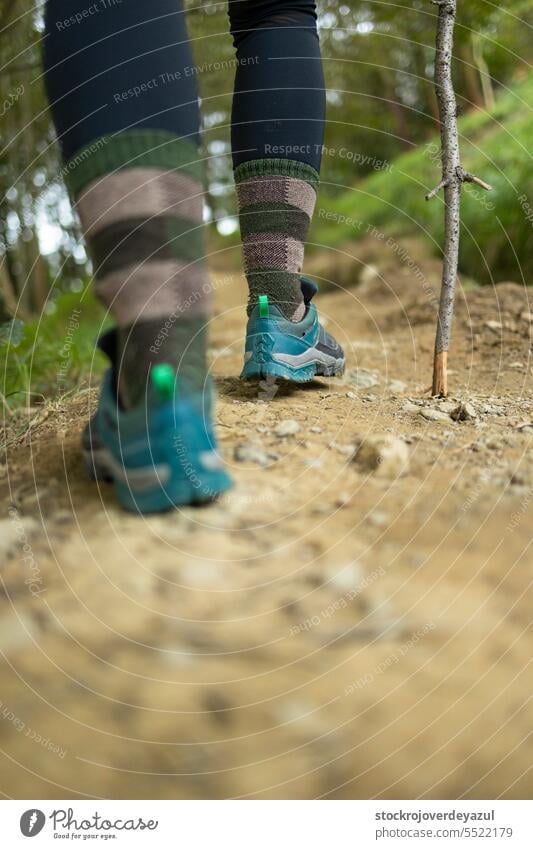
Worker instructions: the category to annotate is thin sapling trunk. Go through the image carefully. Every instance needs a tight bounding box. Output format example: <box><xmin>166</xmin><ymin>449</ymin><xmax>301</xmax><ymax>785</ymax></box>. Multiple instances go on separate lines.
<box><xmin>426</xmin><ymin>0</ymin><xmax>491</xmax><ymax>396</ymax></box>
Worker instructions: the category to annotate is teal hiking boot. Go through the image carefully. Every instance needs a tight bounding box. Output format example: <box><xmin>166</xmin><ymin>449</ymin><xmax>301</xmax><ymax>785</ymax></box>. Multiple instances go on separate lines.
<box><xmin>82</xmin><ymin>330</ymin><xmax>233</xmax><ymax>513</ymax></box>
<box><xmin>241</xmin><ymin>277</ymin><xmax>345</xmax><ymax>382</ymax></box>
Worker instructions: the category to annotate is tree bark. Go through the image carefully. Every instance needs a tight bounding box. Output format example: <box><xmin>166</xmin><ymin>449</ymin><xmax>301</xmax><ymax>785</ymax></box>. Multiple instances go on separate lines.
<box><xmin>432</xmin><ymin>0</ymin><xmax>461</xmax><ymax>396</ymax></box>
<box><xmin>425</xmin><ymin>1</ymin><xmax>491</xmax><ymax>396</ymax></box>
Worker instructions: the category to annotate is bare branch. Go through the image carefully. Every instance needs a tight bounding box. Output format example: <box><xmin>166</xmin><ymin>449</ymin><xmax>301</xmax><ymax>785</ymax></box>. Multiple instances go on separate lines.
<box><xmin>425</xmin><ymin>177</ymin><xmax>449</xmax><ymax>201</ymax></box>
<box><xmin>459</xmin><ymin>168</ymin><xmax>492</xmax><ymax>192</ymax></box>
<box><xmin>426</xmin><ymin>167</ymin><xmax>492</xmax><ymax>201</ymax></box>
<box><xmin>426</xmin><ymin>1</ymin><xmax>496</xmax><ymax>396</ymax></box>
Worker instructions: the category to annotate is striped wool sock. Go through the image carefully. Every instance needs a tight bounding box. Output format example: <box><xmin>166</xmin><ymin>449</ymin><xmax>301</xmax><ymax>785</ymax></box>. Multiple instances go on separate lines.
<box><xmin>66</xmin><ymin>130</ymin><xmax>210</xmax><ymax>407</ymax></box>
<box><xmin>234</xmin><ymin>159</ymin><xmax>319</xmax><ymax>321</ymax></box>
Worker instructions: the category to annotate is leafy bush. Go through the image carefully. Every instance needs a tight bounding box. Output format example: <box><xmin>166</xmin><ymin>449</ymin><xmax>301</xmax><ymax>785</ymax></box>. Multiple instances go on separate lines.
<box><xmin>310</xmin><ymin>75</ymin><xmax>533</xmax><ymax>286</ymax></box>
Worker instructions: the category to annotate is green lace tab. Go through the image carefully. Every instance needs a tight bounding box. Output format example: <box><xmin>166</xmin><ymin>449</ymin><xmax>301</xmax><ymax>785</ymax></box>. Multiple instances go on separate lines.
<box><xmin>152</xmin><ymin>364</ymin><xmax>175</xmax><ymax>401</ymax></box>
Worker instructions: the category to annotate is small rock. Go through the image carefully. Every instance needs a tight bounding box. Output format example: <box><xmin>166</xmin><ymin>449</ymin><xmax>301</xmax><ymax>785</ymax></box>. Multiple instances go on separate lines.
<box><xmin>274</xmin><ymin>419</ymin><xmax>301</xmax><ymax>437</ymax></box>
<box><xmin>520</xmin><ymin>311</ymin><xmax>533</xmax><ymax>323</ymax></box>
<box><xmin>353</xmin><ymin>434</ymin><xmax>409</xmax><ymax>478</ymax></box>
<box><xmin>388</xmin><ymin>379</ymin><xmax>407</xmax><ymax>394</ymax></box>
<box><xmin>335</xmin><ymin>492</ymin><xmax>352</xmax><ymax>508</ymax></box>
<box><xmin>436</xmin><ymin>400</ymin><xmax>458</xmax><ymax>414</ymax></box>
<box><xmin>485</xmin><ymin>320</ymin><xmax>503</xmax><ymax>333</ymax></box>
<box><xmin>330</xmin><ymin>441</ymin><xmax>356</xmax><ymax>457</ymax></box>
<box><xmin>367</xmin><ymin>511</ymin><xmax>389</xmax><ymax>527</ymax></box>
<box><xmin>359</xmin><ymin>264</ymin><xmax>380</xmax><ymax>287</ymax></box>
<box><xmin>346</xmin><ymin>391</ymin><xmax>357</xmax><ymax>400</ymax></box>
<box><xmin>402</xmin><ymin>402</ymin><xmax>420</xmax><ymax>413</ymax></box>
<box><xmin>451</xmin><ymin>401</ymin><xmax>478</xmax><ymax>422</ymax></box>
<box><xmin>310</xmin><ymin>426</ymin><xmax>322</xmax><ymax>433</ymax></box>
<box><xmin>181</xmin><ymin>560</ymin><xmax>228</xmax><ymax>588</ymax></box>
<box><xmin>509</xmin><ymin>362</ymin><xmax>524</xmax><ymax>369</ymax></box>
<box><xmin>234</xmin><ymin>442</ymin><xmax>278</xmax><ymax>466</ymax></box>
<box><xmin>326</xmin><ymin>562</ymin><xmax>363</xmax><ymax>592</ymax></box>
<box><xmin>349</xmin><ymin>368</ymin><xmax>380</xmax><ymax>390</ymax></box>
<box><xmin>420</xmin><ymin>408</ymin><xmax>451</xmax><ymax>423</ymax></box>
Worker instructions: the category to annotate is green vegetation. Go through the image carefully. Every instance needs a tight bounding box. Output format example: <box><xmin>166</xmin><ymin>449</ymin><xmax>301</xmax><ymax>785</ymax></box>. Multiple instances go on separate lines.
<box><xmin>311</xmin><ymin>74</ymin><xmax>533</xmax><ymax>286</ymax></box>
<box><xmin>0</xmin><ymin>290</ymin><xmax>106</xmax><ymax>410</ymax></box>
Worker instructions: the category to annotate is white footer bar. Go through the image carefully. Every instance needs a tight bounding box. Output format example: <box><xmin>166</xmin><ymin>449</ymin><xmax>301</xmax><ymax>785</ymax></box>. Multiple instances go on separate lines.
<box><xmin>2</xmin><ymin>800</ymin><xmax>532</xmax><ymax>848</ymax></box>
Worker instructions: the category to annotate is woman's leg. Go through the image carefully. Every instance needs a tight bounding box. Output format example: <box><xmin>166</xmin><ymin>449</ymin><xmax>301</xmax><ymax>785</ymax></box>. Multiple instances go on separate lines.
<box><xmin>43</xmin><ymin>0</ymin><xmax>210</xmax><ymax>407</ymax></box>
<box><xmin>228</xmin><ymin>0</ymin><xmax>325</xmax><ymax>321</ymax></box>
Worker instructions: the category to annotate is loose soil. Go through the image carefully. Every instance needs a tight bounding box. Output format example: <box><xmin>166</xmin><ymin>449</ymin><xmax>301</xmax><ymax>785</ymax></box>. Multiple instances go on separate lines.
<box><xmin>1</xmin><ymin>235</ymin><xmax>532</xmax><ymax>799</ymax></box>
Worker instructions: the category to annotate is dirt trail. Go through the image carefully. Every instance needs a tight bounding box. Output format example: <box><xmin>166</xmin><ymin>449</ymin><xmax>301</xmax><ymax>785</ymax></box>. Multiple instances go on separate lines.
<box><xmin>1</xmin><ymin>236</ymin><xmax>532</xmax><ymax>799</ymax></box>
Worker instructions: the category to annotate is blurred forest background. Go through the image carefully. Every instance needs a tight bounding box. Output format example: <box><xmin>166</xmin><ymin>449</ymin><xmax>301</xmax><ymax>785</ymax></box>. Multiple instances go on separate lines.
<box><xmin>0</xmin><ymin>0</ymin><xmax>532</xmax><ymax>405</ymax></box>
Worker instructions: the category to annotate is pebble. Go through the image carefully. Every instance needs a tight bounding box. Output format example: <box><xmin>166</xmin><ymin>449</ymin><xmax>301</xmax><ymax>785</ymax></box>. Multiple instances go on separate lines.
<box><xmin>234</xmin><ymin>442</ymin><xmax>278</xmax><ymax>467</ymax></box>
<box><xmin>367</xmin><ymin>510</ymin><xmax>389</xmax><ymax>527</ymax></box>
<box><xmin>274</xmin><ymin>419</ymin><xmax>301</xmax><ymax>437</ymax></box>
<box><xmin>349</xmin><ymin>368</ymin><xmax>380</xmax><ymax>389</ymax></box>
<box><xmin>436</xmin><ymin>400</ymin><xmax>458</xmax><ymax>414</ymax></box>
<box><xmin>402</xmin><ymin>402</ymin><xmax>420</xmax><ymax>413</ymax></box>
<box><xmin>353</xmin><ymin>434</ymin><xmax>409</xmax><ymax>478</ymax></box>
<box><xmin>388</xmin><ymin>379</ymin><xmax>408</xmax><ymax>394</ymax></box>
<box><xmin>330</xmin><ymin>441</ymin><xmax>356</xmax><ymax>457</ymax></box>
<box><xmin>359</xmin><ymin>264</ymin><xmax>380</xmax><ymax>287</ymax></box>
<box><xmin>419</xmin><ymin>408</ymin><xmax>452</xmax><ymax>423</ymax></box>
<box><xmin>451</xmin><ymin>401</ymin><xmax>478</xmax><ymax>422</ymax></box>
<box><xmin>180</xmin><ymin>560</ymin><xmax>228</xmax><ymax>588</ymax></box>
<box><xmin>325</xmin><ymin>562</ymin><xmax>363</xmax><ymax>592</ymax></box>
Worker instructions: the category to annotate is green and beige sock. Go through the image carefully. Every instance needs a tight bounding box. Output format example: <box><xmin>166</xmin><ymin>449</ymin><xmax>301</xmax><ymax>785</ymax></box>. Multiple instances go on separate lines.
<box><xmin>234</xmin><ymin>158</ymin><xmax>319</xmax><ymax>321</ymax></box>
<box><xmin>65</xmin><ymin>129</ymin><xmax>210</xmax><ymax>407</ymax></box>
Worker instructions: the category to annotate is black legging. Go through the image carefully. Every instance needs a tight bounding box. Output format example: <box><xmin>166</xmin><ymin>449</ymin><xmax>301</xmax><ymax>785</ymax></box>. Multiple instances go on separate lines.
<box><xmin>228</xmin><ymin>0</ymin><xmax>325</xmax><ymax>170</ymax></box>
<box><xmin>43</xmin><ymin>0</ymin><xmax>324</xmax><ymax>172</ymax></box>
